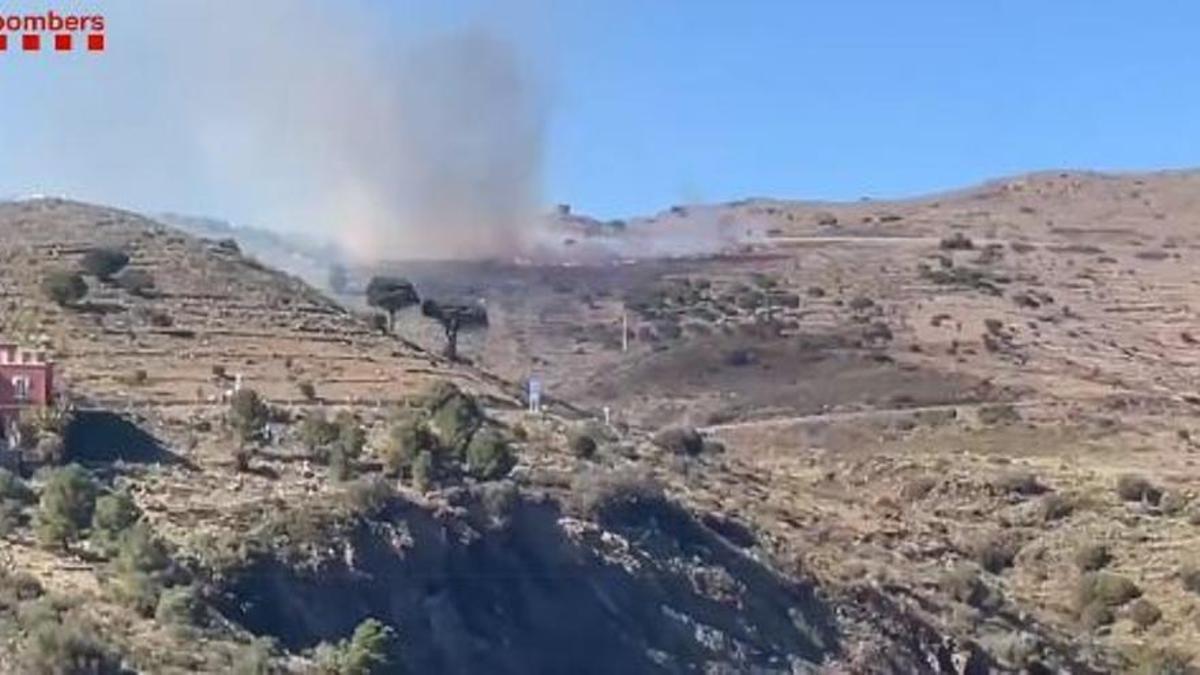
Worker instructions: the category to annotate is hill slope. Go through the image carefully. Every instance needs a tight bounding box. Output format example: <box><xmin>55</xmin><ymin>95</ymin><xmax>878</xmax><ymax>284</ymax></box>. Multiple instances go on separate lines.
<box><xmin>0</xmin><ymin>198</ymin><xmax>1019</xmax><ymax>673</ymax></box>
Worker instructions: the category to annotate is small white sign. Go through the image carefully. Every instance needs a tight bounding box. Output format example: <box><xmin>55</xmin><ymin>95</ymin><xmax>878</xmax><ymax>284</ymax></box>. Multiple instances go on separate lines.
<box><xmin>528</xmin><ymin>376</ymin><xmax>542</xmax><ymax>413</ymax></box>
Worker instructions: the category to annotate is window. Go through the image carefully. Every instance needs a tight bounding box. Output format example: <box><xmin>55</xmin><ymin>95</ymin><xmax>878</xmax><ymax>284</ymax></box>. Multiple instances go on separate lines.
<box><xmin>11</xmin><ymin>376</ymin><xmax>31</xmax><ymax>402</ymax></box>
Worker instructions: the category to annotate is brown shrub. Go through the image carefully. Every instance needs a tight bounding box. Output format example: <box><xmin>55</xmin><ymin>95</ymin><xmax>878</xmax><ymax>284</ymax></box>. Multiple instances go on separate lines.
<box><xmin>1074</xmin><ymin>543</ymin><xmax>1112</xmax><ymax>572</ymax></box>
<box><xmin>1126</xmin><ymin>599</ymin><xmax>1162</xmax><ymax>630</ymax></box>
<box><xmin>969</xmin><ymin>533</ymin><xmax>1021</xmax><ymax>574</ymax></box>
<box><xmin>1180</xmin><ymin>566</ymin><xmax>1200</xmax><ymax>594</ymax></box>
<box><xmin>1076</xmin><ymin>572</ymin><xmax>1140</xmax><ymax>611</ymax></box>
<box><xmin>1116</xmin><ymin>474</ymin><xmax>1162</xmax><ymax>504</ymax></box>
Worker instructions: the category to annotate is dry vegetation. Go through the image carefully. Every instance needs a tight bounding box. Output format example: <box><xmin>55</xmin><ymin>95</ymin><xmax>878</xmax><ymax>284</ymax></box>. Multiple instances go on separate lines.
<box><xmin>3</xmin><ymin>169</ymin><xmax>1200</xmax><ymax>673</ymax></box>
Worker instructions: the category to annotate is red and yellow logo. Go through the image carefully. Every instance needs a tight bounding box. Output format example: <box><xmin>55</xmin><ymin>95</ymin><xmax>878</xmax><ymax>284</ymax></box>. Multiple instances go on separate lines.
<box><xmin>0</xmin><ymin>10</ymin><xmax>105</xmax><ymax>52</ymax></box>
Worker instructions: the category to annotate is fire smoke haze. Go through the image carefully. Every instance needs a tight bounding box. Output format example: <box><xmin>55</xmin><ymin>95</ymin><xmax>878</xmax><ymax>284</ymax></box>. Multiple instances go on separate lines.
<box><xmin>0</xmin><ymin>1</ymin><xmax>550</xmax><ymax>262</ymax></box>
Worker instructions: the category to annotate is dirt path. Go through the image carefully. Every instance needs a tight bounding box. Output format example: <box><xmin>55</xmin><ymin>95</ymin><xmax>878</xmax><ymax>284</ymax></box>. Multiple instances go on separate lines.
<box><xmin>698</xmin><ymin>394</ymin><xmax>1143</xmax><ymax>433</ymax></box>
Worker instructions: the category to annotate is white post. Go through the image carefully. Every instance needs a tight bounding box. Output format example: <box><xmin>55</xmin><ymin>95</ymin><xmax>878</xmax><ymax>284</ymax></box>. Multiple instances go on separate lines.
<box><xmin>622</xmin><ymin>312</ymin><xmax>629</xmax><ymax>352</ymax></box>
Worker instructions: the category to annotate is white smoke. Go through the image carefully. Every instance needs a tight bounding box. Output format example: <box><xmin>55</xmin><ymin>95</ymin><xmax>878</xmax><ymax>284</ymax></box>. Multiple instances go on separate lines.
<box><xmin>0</xmin><ymin>0</ymin><xmax>549</xmax><ymax>261</ymax></box>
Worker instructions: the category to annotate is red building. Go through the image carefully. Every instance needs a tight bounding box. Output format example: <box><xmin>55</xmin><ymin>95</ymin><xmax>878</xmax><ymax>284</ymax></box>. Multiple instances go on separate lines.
<box><xmin>0</xmin><ymin>343</ymin><xmax>55</xmax><ymax>428</ymax></box>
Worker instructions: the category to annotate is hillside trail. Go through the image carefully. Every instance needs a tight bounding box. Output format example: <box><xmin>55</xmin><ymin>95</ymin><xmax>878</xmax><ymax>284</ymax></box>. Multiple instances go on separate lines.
<box><xmin>697</xmin><ymin>393</ymin><xmax>1162</xmax><ymax>433</ymax></box>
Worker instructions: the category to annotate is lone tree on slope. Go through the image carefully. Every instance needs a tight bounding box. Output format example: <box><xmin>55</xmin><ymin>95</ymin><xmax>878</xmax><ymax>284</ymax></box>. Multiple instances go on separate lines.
<box><xmin>366</xmin><ymin>276</ymin><xmax>420</xmax><ymax>333</ymax></box>
<box><xmin>80</xmin><ymin>248</ymin><xmax>130</xmax><ymax>281</ymax></box>
<box><xmin>42</xmin><ymin>270</ymin><xmax>88</xmax><ymax>308</ymax></box>
<box><xmin>421</xmin><ymin>299</ymin><xmax>488</xmax><ymax>361</ymax></box>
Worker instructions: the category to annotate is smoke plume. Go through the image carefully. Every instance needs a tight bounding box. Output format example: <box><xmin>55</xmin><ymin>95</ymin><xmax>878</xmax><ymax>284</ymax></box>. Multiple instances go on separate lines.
<box><xmin>0</xmin><ymin>0</ymin><xmax>548</xmax><ymax>262</ymax></box>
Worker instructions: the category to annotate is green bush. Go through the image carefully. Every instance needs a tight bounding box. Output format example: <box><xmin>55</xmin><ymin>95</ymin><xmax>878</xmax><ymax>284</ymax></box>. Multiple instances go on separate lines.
<box><xmin>20</xmin><ymin>615</ymin><xmax>122</xmax><ymax>674</ymax></box>
<box><xmin>91</xmin><ymin>491</ymin><xmax>140</xmax><ymax>553</ymax></box>
<box><xmin>1074</xmin><ymin>543</ymin><xmax>1112</xmax><ymax>572</ymax></box>
<box><xmin>229</xmin><ymin>388</ymin><xmax>269</xmax><ymax>445</ymax></box>
<box><xmin>34</xmin><ymin>465</ymin><xmax>97</xmax><ymax>550</ymax></box>
<box><xmin>426</xmin><ymin>383</ymin><xmax>482</xmax><ymax>452</ymax></box>
<box><xmin>317</xmin><ymin>618</ymin><xmax>401</xmax><ymax>675</ymax></box>
<box><xmin>381</xmin><ymin>418</ymin><xmax>436</xmax><ymax>477</ymax></box>
<box><xmin>336</xmin><ymin>412</ymin><xmax>366</xmax><ymax>462</ymax></box>
<box><xmin>110</xmin><ymin>523</ymin><xmax>172</xmax><ymax>616</ymax></box>
<box><xmin>0</xmin><ymin>469</ymin><xmax>34</xmax><ymax>536</ymax></box>
<box><xmin>464</xmin><ymin>429</ymin><xmax>515</xmax><ymax>481</ymax></box>
<box><xmin>1076</xmin><ymin>572</ymin><xmax>1141</xmax><ymax>613</ymax></box>
<box><xmin>298</xmin><ymin>382</ymin><xmax>317</xmax><ymax>401</ymax></box>
<box><xmin>41</xmin><ymin>270</ymin><xmax>88</xmax><ymax>307</ymax></box>
<box><xmin>79</xmin><ymin>248</ymin><xmax>130</xmax><ymax>280</ymax></box>
<box><xmin>112</xmin><ymin>570</ymin><xmax>164</xmax><ymax>618</ymax></box>
<box><xmin>299</xmin><ymin>411</ymin><xmax>339</xmax><ymax>460</ymax></box>
<box><xmin>155</xmin><ymin>585</ymin><xmax>205</xmax><ymax>629</ymax></box>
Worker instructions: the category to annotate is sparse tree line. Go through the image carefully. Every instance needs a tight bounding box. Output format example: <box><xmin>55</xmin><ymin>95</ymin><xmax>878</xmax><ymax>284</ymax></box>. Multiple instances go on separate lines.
<box><xmin>228</xmin><ymin>380</ymin><xmax>516</xmax><ymax>491</ymax></box>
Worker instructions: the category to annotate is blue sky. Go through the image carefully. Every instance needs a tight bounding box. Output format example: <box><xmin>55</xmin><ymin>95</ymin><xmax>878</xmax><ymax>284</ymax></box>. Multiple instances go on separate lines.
<box><xmin>532</xmin><ymin>1</ymin><xmax>1200</xmax><ymax>218</ymax></box>
<box><xmin>0</xmin><ymin>1</ymin><xmax>1197</xmax><ymax>227</ymax></box>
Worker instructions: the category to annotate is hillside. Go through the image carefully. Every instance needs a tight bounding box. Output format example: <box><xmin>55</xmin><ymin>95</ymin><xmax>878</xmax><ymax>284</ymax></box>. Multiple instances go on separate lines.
<box><xmin>0</xmin><ymin>198</ymin><xmax>1025</xmax><ymax>673</ymax></box>
<box><xmin>354</xmin><ymin>169</ymin><xmax>1200</xmax><ymax>673</ymax></box>
<box><xmin>2</xmin><ymin>169</ymin><xmax>1198</xmax><ymax>671</ymax></box>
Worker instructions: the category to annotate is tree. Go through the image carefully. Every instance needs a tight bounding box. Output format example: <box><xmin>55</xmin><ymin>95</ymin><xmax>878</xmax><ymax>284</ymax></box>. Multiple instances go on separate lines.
<box><xmin>420</xmin><ymin>299</ymin><xmax>488</xmax><ymax>361</ymax></box>
<box><xmin>80</xmin><ymin>248</ymin><xmax>130</xmax><ymax>281</ymax></box>
<box><xmin>41</xmin><ymin>270</ymin><xmax>88</xmax><ymax>307</ymax></box>
<box><xmin>34</xmin><ymin>464</ymin><xmax>97</xmax><ymax>550</ymax></box>
<box><xmin>229</xmin><ymin>389</ymin><xmax>269</xmax><ymax>446</ymax></box>
<box><xmin>365</xmin><ymin>276</ymin><xmax>419</xmax><ymax>332</ymax></box>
